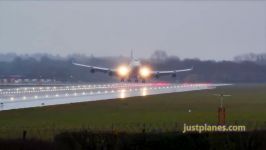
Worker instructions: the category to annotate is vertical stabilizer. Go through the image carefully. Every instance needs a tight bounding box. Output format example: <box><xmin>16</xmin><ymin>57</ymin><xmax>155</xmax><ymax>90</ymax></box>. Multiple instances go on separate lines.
<box><xmin>130</xmin><ymin>50</ymin><xmax>133</xmax><ymax>60</ymax></box>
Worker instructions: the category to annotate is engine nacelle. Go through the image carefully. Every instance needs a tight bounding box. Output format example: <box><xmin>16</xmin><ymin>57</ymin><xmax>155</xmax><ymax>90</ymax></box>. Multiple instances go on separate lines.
<box><xmin>155</xmin><ymin>74</ymin><xmax>160</xmax><ymax>79</ymax></box>
<box><xmin>172</xmin><ymin>73</ymin><xmax>176</xmax><ymax>77</ymax></box>
<box><xmin>90</xmin><ymin>68</ymin><xmax>95</xmax><ymax>73</ymax></box>
<box><xmin>108</xmin><ymin>71</ymin><xmax>113</xmax><ymax>76</ymax></box>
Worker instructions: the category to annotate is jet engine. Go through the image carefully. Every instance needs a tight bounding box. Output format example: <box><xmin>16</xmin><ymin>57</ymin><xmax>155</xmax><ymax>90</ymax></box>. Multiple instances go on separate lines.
<box><xmin>108</xmin><ymin>71</ymin><xmax>113</xmax><ymax>76</ymax></box>
<box><xmin>172</xmin><ymin>73</ymin><xmax>176</xmax><ymax>77</ymax></box>
<box><xmin>90</xmin><ymin>68</ymin><xmax>95</xmax><ymax>73</ymax></box>
<box><xmin>155</xmin><ymin>74</ymin><xmax>160</xmax><ymax>79</ymax></box>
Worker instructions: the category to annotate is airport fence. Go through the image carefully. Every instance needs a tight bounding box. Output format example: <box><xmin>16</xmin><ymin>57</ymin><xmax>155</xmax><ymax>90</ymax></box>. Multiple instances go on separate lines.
<box><xmin>1</xmin><ymin>129</ymin><xmax>266</xmax><ymax>150</ymax></box>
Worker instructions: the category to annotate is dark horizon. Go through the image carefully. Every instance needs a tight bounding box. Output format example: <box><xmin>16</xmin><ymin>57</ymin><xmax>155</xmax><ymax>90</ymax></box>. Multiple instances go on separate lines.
<box><xmin>0</xmin><ymin>51</ymin><xmax>265</xmax><ymax>62</ymax></box>
<box><xmin>0</xmin><ymin>51</ymin><xmax>266</xmax><ymax>83</ymax></box>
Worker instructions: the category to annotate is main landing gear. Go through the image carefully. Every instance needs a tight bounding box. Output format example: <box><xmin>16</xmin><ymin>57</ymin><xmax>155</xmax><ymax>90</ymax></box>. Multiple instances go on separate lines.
<box><xmin>120</xmin><ymin>78</ymin><xmax>146</xmax><ymax>83</ymax></box>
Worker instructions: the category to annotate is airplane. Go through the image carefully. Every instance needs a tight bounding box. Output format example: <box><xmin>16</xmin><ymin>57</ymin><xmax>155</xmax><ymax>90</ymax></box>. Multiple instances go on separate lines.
<box><xmin>73</xmin><ymin>52</ymin><xmax>193</xmax><ymax>83</ymax></box>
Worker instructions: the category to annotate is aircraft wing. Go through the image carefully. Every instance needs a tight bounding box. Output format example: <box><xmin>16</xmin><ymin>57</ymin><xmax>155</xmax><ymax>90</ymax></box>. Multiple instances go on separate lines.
<box><xmin>72</xmin><ymin>62</ymin><xmax>115</xmax><ymax>73</ymax></box>
<box><xmin>151</xmin><ymin>67</ymin><xmax>193</xmax><ymax>77</ymax></box>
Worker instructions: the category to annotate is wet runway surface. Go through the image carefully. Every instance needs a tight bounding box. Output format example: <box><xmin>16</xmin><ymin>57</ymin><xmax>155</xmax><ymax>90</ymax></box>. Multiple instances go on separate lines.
<box><xmin>0</xmin><ymin>83</ymin><xmax>229</xmax><ymax>111</ymax></box>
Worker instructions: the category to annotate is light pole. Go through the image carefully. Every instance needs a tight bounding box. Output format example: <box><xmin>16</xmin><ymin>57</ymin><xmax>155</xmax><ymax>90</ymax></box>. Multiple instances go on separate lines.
<box><xmin>213</xmin><ymin>94</ymin><xmax>231</xmax><ymax>125</ymax></box>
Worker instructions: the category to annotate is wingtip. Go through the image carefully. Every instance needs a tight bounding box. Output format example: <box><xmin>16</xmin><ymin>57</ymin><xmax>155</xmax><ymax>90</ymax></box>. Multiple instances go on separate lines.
<box><xmin>72</xmin><ymin>62</ymin><xmax>78</xmax><ymax>65</ymax></box>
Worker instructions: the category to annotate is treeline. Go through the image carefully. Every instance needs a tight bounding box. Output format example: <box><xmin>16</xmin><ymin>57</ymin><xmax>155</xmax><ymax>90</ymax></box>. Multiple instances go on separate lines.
<box><xmin>0</xmin><ymin>51</ymin><xmax>266</xmax><ymax>83</ymax></box>
<box><xmin>234</xmin><ymin>53</ymin><xmax>266</xmax><ymax>66</ymax></box>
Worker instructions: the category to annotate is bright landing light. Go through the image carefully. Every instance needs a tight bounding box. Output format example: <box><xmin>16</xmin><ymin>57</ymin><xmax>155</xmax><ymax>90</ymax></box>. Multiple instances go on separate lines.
<box><xmin>139</xmin><ymin>67</ymin><xmax>151</xmax><ymax>78</ymax></box>
<box><xmin>117</xmin><ymin>65</ymin><xmax>130</xmax><ymax>77</ymax></box>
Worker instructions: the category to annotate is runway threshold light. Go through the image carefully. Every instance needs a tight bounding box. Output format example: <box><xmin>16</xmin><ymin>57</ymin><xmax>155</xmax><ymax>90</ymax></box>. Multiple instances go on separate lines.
<box><xmin>139</xmin><ymin>67</ymin><xmax>151</xmax><ymax>78</ymax></box>
<box><xmin>117</xmin><ymin>65</ymin><xmax>130</xmax><ymax>77</ymax></box>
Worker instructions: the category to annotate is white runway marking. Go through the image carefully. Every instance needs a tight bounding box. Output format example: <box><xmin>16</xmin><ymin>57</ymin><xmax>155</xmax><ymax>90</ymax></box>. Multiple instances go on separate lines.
<box><xmin>0</xmin><ymin>83</ymin><xmax>230</xmax><ymax>111</ymax></box>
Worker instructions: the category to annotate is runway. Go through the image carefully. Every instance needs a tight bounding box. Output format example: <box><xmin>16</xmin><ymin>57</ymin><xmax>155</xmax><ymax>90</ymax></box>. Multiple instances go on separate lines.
<box><xmin>0</xmin><ymin>83</ymin><xmax>229</xmax><ymax>111</ymax></box>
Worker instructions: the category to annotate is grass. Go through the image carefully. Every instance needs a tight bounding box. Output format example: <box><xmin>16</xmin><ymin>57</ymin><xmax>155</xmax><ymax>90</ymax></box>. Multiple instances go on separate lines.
<box><xmin>0</xmin><ymin>84</ymin><xmax>266</xmax><ymax>139</ymax></box>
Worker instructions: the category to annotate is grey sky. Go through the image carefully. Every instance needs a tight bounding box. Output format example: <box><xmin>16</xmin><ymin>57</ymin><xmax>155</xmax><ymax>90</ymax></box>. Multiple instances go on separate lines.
<box><xmin>0</xmin><ymin>1</ymin><xmax>265</xmax><ymax>60</ymax></box>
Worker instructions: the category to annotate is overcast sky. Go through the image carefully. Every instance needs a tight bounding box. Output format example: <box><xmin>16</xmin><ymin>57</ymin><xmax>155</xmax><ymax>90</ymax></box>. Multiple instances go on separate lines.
<box><xmin>0</xmin><ymin>1</ymin><xmax>265</xmax><ymax>60</ymax></box>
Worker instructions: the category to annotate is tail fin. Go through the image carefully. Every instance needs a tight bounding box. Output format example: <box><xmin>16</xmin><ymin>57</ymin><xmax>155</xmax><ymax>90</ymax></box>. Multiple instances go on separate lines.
<box><xmin>130</xmin><ymin>50</ymin><xmax>133</xmax><ymax>60</ymax></box>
